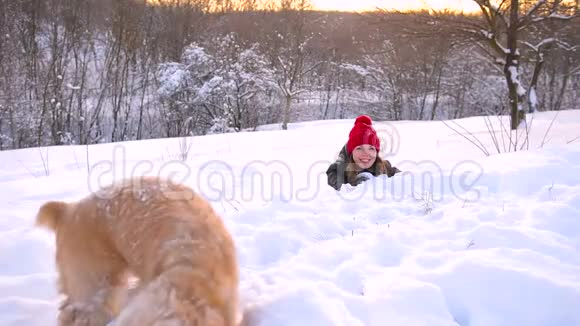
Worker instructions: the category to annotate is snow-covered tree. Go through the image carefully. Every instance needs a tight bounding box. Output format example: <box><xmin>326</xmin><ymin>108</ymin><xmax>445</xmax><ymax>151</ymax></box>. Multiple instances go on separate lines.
<box><xmin>452</xmin><ymin>0</ymin><xmax>575</xmax><ymax>129</ymax></box>
<box><xmin>156</xmin><ymin>44</ymin><xmax>215</xmax><ymax>136</ymax></box>
<box><xmin>339</xmin><ymin>34</ymin><xmax>453</xmax><ymax>121</ymax></box>
<box><xmin>391</xmin><ymin>1</ymin><xmax>577</xmax><ymax>130</ymax></box>
<box><xmin>267</xmin><ymin>0</ymin><xmax>326</xmax><ymax>129</ymax></box>
<box><xmin>339</xmin><ymin>40</ymin><xmax>406</xmax><ymax>121</ymax></box>
<box><xmin>156</xmin><ymin>33</ymin><xmax>277</xmax><ymax>135</ymax></box>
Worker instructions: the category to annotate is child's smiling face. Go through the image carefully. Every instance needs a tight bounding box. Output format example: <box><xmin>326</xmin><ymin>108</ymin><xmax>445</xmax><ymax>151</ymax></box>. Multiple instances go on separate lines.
<box><xmin>352</xmin><ymin>144</ymin><xmax>377</xmax><ymax>170</ymax></box>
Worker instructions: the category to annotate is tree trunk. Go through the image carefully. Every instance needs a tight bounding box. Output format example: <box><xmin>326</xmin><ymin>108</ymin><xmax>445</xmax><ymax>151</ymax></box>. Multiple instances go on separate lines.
<box><xmin>418</xmin><ymin>91</ymin><xmax>427</xmax><ymax>121</ymax></box>
<box><xmin>553</xmin><ymin>59</ymin><xmax>571</xmax><ymax>112</ymax></box>
<box><xmin>282</xmin><ymin>95</ymin><xmax>291</xmax><ymax>130</ymax></box>
<box><xmin>136</xmin><ymin>84</ymin><xmax>147</xmax><ymax>140</ymax></box>
<box><xmin>322</xmin><ymin>79</ymin><xmax>332</xmax><ymax>119</ymax></box>
<box><xmin>0</xmin><ymin>115</ymin><xmax>3</xmax><ymax>150</ymax></box>
<box><xmin>504</xmin><ymin>0</ymin><xmax>525</xmax><ymax>130</ymax></box>
<box><xmin>527</xmin><ymin>50</ymin><xmax>545</xmax><ymax>113</ymax></box>
<box><xmin>8</xmin><ymin>106</ymin><xmax>15</xmax><ymax>148</ymax></box>
<box><xmin>548</xmin><ymin>65</ymin><xmax>557</xmax><ymax>111</ymax></box>
<box><xmin>430</xmin><ymin>66</ymin><xmax>443</xmax><ymax>120</ymax></box>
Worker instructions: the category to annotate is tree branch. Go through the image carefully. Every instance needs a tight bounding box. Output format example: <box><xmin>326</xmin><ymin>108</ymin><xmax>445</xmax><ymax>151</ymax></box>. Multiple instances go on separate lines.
<box><xmin>518</xmin><ymin>0</ymin><xmax>547</xmax><ymax>29</ymax></box>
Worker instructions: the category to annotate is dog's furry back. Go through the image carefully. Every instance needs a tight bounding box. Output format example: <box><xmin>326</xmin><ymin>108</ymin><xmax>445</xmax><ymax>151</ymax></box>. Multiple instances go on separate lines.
<box><xmin>35</xmin><ymin>176</ymin><xmax>240</xmax><ymax>326</ymax></box>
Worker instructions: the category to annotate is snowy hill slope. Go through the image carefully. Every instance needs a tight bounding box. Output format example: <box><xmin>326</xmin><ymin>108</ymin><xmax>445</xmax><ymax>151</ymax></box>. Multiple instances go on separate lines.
<box><xmin>1</xmin><ymin>111</ymin><xmax>580</xmax><ymax>326</ymax></box>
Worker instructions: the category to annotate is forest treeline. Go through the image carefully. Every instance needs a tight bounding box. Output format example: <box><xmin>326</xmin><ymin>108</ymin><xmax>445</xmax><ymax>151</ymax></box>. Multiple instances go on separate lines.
<box><xmin>0</xmin><ymin>0</ymin><xmax>578</xmax><ymax>149</ymax></box>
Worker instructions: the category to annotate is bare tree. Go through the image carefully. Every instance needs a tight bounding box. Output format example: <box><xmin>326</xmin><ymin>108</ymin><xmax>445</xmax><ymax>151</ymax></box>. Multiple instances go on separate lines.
<box><xmin>391</xmin><ymin>1</ymin><xmax>577</xmax><ymax>130</ymax></box>
<box><xmin>466</xmin><ymin>1</ymin><xmax>575</xmax><ymax>129</ymax></box>
<box><xmin>268</xmin><ymin>0</ymin><xmax>325</xmax><ymax>129</ymax></box>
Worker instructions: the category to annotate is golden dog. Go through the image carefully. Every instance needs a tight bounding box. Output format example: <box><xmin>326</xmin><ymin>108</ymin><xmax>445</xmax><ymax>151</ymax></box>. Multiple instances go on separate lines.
<box><xmin>35</xmin><ymin>176</ymin><xmax>240</xmax><ymax>326</ymax></box>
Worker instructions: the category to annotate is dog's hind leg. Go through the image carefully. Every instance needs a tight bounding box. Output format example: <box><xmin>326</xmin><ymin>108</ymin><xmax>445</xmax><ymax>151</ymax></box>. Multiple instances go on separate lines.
<box><xmin>55</xmin><ymin>243</ymin><xmax>130</xmax><ymax>326</ymax></box>
<box><xmin>114</xmin><ymin>267</ymin><xmax>232</xmax><ymax>326</ymax></box>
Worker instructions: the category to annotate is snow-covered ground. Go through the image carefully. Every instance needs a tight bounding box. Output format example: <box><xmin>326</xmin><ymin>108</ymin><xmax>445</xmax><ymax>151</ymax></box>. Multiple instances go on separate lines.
<box><xmin>1</xmin><ymin>110</ymin><xmax>580</xmax><ymax>326</ymax></box>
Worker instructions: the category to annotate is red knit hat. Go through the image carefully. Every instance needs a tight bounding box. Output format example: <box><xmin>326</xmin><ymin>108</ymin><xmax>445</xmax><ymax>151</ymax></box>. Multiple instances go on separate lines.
<box><xmin>346</xmin><ymin>115</ymin><xmax>380</xmax><ymax>154</ymax></box>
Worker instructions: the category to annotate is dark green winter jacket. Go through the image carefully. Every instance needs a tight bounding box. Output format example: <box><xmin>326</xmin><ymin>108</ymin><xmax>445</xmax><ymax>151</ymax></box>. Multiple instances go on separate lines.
<box><xmin>325</xmin><ymin>145</ymin><xmax>400</xmax><ymax>191</ymax></box>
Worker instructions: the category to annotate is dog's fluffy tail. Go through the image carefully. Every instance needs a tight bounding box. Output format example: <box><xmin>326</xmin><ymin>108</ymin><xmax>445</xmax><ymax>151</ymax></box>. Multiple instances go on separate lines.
<box><xmin>36</xmin><ymin>201</ymin><xmax>67</xmax><ymax>231</ymax></box>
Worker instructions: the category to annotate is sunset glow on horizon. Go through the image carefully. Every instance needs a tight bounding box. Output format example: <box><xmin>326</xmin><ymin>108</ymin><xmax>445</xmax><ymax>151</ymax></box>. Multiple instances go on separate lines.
<box><xmin>311</xmin><ymin>0</ymin><xmax>481</xmax><ymax>13</ymax></box>
<box><xmin>146</xmin><ymin>0</ymin><xmax>483</xmax><ymax>13</ymax></box>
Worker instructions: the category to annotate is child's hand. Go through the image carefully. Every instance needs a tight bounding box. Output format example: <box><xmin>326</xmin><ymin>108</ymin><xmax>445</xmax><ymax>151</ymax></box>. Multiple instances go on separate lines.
<box><xmin>356</xmin><ymin>172</ymin><xmax>374</xmax><ymax>184</ymax></box>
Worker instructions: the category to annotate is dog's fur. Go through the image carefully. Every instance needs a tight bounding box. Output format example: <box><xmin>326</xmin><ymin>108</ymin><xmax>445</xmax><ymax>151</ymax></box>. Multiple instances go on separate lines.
<box><xmin>35</xmin><ymin>176</ymin><xmax>240</xmax><ymax>326</ymax></box>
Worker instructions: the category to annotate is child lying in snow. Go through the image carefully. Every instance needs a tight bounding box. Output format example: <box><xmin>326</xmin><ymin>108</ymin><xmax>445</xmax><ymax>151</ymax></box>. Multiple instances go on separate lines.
<box><xmin>326</xmin><ymin>115</ymin><xmax>400</xmax><ymax>190</ymax></box>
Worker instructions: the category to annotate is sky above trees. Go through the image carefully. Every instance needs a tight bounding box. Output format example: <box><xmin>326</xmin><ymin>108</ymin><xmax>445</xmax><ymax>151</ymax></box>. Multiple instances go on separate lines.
<box><xmin>311</xmin><ymin>0</ymin><xmax>481</xmax><ymax>12</ymax></box>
